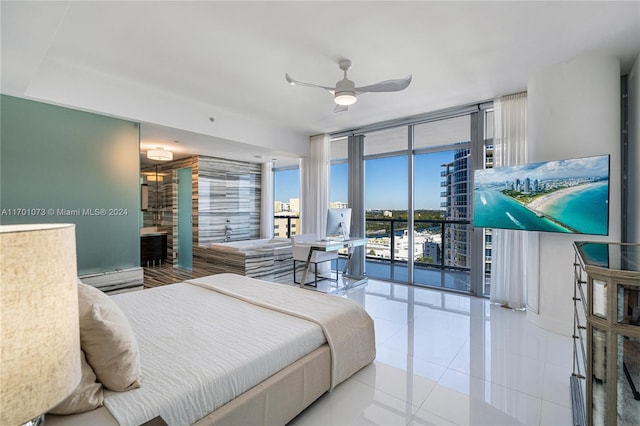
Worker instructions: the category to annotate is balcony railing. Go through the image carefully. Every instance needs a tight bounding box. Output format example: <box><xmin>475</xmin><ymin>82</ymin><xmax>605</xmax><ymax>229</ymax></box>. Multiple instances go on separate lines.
<box><xmin>274</xmin><ymin>215</ymin><xmax>471</xmax><ymax>273</ymax></box>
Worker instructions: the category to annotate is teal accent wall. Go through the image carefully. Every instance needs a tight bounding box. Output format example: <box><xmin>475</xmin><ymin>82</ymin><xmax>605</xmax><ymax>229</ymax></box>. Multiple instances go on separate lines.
<box><xmin>0</xmin><ymin>95</ymin><xmax>140</xmax><ymax>275</ymax></box>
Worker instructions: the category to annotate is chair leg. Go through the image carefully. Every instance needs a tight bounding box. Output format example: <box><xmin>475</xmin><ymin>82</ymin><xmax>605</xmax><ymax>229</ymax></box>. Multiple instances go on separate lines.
<box><xmin>296</xmin><ymin>259</ymin><xmax>319</xmax><ymax>287</ymax></box>
<box><xmin>314</xmin><ymin>265</ymin><xmax>318</xmax><ymax>287</ymax></box>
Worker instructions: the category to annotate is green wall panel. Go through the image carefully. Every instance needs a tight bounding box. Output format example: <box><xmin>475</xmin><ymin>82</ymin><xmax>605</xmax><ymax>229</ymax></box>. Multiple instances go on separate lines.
<box><xmin>0</xmin><ymin>95</ymin><xmax>140</xmax><ymax>275</ymax></box>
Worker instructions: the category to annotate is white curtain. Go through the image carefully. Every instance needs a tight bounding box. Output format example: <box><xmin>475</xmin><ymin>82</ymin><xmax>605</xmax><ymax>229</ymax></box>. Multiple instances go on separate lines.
<box><xmin>491</xmin><ymin>92</ymin><xmax>539</xmax><ymax>310</ymax></box>
<box><xmin>260</xmin><ymin>161</ymin><xmax>274</xmax><ymax>239</ymax></box>
<box><xmin>299</xmin><ymin>134</ymin><xmax>330</xmax><ymax>236</ymax></box>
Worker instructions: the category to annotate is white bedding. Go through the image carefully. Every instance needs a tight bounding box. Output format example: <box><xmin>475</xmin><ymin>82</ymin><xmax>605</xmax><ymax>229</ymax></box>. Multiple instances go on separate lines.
<box><xmin>187</xmin><ymin>274</ymin><xmax>376</xmax><ymax>390</ymax></box>
<box><xmin>104</xmin><ymin>282</ymin><xmax>326</xmax><ymax>426</ymax></box>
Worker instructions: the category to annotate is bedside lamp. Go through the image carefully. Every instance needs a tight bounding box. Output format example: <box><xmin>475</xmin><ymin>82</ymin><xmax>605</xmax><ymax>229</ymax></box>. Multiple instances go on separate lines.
<box><xmin>0</xmin><ymin>224</ymin><xmax>81</xmax><ymax>425</ymax></box>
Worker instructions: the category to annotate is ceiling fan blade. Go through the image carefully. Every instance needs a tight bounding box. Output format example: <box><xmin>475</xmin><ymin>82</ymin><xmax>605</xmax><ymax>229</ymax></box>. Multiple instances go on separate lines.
<box><xmin>285</xmin><ymin>73</ymin><xmax>335</xmax><ymax>93</ymax></box>
<box><xmin>334</xmin><ymin>104</ymin><xmax>349</xmax><ymax>113</ymax></box>
<box><xmin>355</xmin><ymin>75</ymin><xmax>412</xmax><ymax>93</ymax></box>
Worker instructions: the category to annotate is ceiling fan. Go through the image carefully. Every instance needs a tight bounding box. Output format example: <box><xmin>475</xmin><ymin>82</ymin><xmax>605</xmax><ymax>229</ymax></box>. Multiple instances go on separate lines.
<box><xmin>285</xmin><ymin>59</ymin><xmax>412</xmax><ymax>112</ymax></box>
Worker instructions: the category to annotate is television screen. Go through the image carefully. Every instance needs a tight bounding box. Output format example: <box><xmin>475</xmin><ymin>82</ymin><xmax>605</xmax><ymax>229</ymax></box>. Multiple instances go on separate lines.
<box><xmin>473</xmin><ymin>154</ymin><xmax>609</xmax><ymax>235</ymax></box>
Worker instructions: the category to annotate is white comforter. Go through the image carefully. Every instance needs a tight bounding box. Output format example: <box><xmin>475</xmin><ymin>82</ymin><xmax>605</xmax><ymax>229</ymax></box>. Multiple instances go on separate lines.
<box><xmin>186</xmin><ymin>274</ymin><xmax>376</xmax><ymax>390</ymax></box>
<box><xmin>105</xmin><ymin>282</ymin><xmax>326</xmax><ymax>426</ymax></box>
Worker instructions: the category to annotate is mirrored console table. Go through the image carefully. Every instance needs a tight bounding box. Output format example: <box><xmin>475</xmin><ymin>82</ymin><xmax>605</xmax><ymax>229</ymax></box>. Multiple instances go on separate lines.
<box><xmin>572</xmin><ymin>242</ymin><xmax>640</xmax><ymax>426</ymax></box>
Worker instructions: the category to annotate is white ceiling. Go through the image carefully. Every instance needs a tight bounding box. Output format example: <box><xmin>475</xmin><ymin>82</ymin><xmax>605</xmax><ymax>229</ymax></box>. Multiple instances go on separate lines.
<box><xmin>2</xmin><ymin>1</ymin><xmax>639</xmax><ymax>167</ymax></box>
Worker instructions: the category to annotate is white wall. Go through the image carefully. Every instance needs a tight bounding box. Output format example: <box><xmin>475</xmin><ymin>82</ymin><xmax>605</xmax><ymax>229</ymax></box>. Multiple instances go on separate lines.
<box><xmin>527</xmin><ymin>55</ymin><xmax>622</xmax><ymax>335</ymax></box>
<box><xmin>628</xmin><ymin>55</ymin><xmax>640</xmax><ymax>243</ymax></box>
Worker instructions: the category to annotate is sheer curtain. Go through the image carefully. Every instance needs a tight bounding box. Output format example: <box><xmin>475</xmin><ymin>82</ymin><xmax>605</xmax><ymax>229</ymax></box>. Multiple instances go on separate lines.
<box><xmin>490</xmin><ymin>92</ymin><xmax>539</xmax><ymax>310</ymax></box>
<box><xmin>299</xmin><ymin>134</ymin><xmax>330</xmax><ymax>236</ymax></box>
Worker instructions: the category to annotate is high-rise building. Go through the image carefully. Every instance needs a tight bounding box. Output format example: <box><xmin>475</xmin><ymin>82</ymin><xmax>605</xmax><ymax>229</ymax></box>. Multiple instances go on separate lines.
<box><xmin>441</xmin><ymin>148</ymin><xmax>470</xmax><ymax>269</ymax></box>
<box><xmin>440</xmin><ymin>146</ymin><xmax>494</xmax><ymax>274</ymax></box>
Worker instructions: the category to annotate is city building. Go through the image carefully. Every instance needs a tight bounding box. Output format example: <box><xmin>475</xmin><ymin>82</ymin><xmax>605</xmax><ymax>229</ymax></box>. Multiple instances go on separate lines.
<box><xmin>441</xmin><ymin>146</ymin><xmax>494</xmax><ymax>282</ymax></box>
<box><xmin>423</xmin><ymin>241</ymin><xmax>440</xmax><ymax>263</ymax></box>
<box><xmin>274</xmin><ymin>198</ymin><xmax>300</xmax><ymax>237</ymax></box>
<box><xmin>441</xmin><ymin>148</ymin><xmax>471</xmax><ymax>269</ymax></box>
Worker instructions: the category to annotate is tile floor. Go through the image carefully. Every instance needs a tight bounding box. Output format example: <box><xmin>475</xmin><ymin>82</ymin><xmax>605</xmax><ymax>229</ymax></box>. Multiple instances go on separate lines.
<box><xmin>289</xmin><ymin>278</ymin><xmax>574</xmax><ymax>426</ymax></box>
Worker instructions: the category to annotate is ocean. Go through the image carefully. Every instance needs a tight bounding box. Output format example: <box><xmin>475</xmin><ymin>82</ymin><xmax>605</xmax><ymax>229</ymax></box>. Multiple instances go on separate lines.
<box><xmin>474</xmin><ymin>188</ymin><xmax>567</xmax><ymax>232</ymax></box>
<box><xmin>541</xmin><ymin>181</ymin><xmax>609</xmax><ymax>235</ymax></box>
<box><xmin>473</xmin><ymin>182</ymin><xmax>609</xmax><ymax>235</ymax></box>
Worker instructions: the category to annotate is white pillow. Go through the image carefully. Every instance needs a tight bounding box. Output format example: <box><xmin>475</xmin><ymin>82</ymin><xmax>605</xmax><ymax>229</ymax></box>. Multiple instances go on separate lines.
<box><xmin>77</xmin><ymin>281</ymin><xmax>142</xmax><ymax>392</ymax></box>
<box><xmin>49</xmin><ymin>350</ymin><xmax>103</xmax><ymax>415</ymax></box>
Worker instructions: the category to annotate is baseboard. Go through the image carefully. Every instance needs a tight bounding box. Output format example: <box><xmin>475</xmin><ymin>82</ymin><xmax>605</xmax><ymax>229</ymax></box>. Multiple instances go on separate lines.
<box><xmin>79</xmin><ymin>267</ymin><xmax>144</xmax><ymax>293</ymax></box>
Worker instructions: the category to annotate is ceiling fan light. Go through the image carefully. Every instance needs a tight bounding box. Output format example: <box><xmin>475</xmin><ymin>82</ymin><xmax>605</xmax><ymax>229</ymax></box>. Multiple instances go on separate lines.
<box><xmin>147</xmin><ymin>147</ymin><xmax>173</xmax><ymax>161</ymax></box>
<box><xmin>334</xmin><ymin>92</ymin><xmax>357</xmax><ymax>106</ymax></box>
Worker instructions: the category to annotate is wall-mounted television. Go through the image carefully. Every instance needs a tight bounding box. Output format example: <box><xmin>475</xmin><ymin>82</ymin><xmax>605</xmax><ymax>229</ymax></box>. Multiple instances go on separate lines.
<box><xmin>473</xmin><ymin>154</ymin><xmax>609</xmax><ymax>235</ymax></box>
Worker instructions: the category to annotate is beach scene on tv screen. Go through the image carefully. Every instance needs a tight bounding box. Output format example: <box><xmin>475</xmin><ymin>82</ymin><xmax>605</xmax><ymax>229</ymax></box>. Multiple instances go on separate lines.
<box><xmin>473</xmin><ymin>155</ymin><xmax>609</xmax><ymax>235</ymax></box>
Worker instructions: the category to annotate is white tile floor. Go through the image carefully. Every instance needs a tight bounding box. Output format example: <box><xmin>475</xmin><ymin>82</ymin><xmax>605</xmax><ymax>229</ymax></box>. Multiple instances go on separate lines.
<box><xmin>289</xmin><ymin>279</ymin><xmax>574</xmax><ymax>426</ymax></box>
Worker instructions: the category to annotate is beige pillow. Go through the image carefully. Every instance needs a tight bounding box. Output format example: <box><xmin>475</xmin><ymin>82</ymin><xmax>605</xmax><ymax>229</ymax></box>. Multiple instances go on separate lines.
<box><xmin>49</xmin><ymin>350</ymin><xmax>103</xmax><ymax>415</ymax></box>
<box><xmin>78</xmin><ymin>281</ymin><xmax>142</xmax><ymax>391</ymax></box>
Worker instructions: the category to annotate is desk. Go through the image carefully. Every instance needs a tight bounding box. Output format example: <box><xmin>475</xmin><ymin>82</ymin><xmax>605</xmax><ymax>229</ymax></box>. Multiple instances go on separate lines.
<box><xmin>296</xmin><ymin>238</ymin><xmax>367</xmax><ymax>289</ymax></box>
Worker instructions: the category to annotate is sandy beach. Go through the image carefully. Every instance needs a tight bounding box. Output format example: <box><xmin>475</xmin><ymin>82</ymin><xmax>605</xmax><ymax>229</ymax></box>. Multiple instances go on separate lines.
<box><xmin>526</xmin><ymin>182</ymin><xmax>603</xmax><ymax>214</ymax></box>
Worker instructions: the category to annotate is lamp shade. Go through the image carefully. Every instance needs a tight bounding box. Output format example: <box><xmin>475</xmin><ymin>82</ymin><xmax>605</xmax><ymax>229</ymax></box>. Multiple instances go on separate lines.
<box><xmin>0</xmin><ymin>224</ymin><xmax>81</xmax><ymax>425</ymax></box>
<box><xmin>147</xmin><ymin>147</ymin><xmax>173</xmax><ymax>161</ymax></box>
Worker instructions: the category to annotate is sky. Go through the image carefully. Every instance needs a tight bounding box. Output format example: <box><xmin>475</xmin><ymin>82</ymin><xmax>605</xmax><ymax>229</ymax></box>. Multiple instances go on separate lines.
<box><xmin>475</xmin><ymin>154</ymin><xmax>610</xmax><ymax>185</ymax></box>
<box><xmin>274</xmin><ymin>150</ymin><xmax>456</xmax><ymax>210</ymax></box>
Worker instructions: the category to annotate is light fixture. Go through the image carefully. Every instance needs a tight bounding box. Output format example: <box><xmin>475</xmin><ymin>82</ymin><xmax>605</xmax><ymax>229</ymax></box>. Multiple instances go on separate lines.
<box><xmin>146</xmin><ymin>147</ymin><xmax>173</xmax><ymax>161</ymax></box>
<box><xmin>334</xmin><ymin>91</ymin><xmax>357</xmax><ymax>106</ymax></box>
<box><xmin>0</xmin><ymin>223</ymin><xmax>81</xmax><ymax>426</ymax></box>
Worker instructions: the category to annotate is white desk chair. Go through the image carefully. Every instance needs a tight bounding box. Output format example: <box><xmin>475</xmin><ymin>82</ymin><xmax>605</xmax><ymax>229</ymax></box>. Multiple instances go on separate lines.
<box><xmin>291</xmin><ymin>233</ymin><xmax>339</xmax><ymax>286</ymax></box>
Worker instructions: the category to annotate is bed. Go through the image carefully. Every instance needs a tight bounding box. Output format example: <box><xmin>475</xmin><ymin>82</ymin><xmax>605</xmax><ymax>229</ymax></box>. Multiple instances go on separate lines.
<box><xmin>46</xmin><ymin>273</ymin><xmax>376</xmax><ymax>425</ymax></box>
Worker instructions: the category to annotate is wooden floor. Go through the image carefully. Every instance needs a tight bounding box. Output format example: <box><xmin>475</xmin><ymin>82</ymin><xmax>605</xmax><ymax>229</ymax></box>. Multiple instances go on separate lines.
<box><xmin>143</xmin><ymin>263</ymin><xmax>212</xmax><ymax>288</ymax></box>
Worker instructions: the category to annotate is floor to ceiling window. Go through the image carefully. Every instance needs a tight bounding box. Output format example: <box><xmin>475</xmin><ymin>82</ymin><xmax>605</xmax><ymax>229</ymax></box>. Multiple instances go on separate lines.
<box><xmin>361</xmin><ymin>127</ymin><xmax>408</xmax><ymax>281</ymax></box>
<box><xmin>270</xmin><ymin>103</ymin><xmax>493</xmax><ymax>294</ymax></box>
<box><xmin>273</xmin><ymin>167</ymin><xmax>300</xmax><ymax>237</ymax></box>
<box><xmin>365</xmin><ymin>154</ymin><xmax>409</xmax><ymax>281</ymax></box>
<box><xmin>329</xmin><ymin>104</ymin><xmax>493</xmax><ymax>295</ymax></box>
<box><xmin>413</xmin><ymin>115</ymin><xmax>472</xmax><ymax>292</ymax></box>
